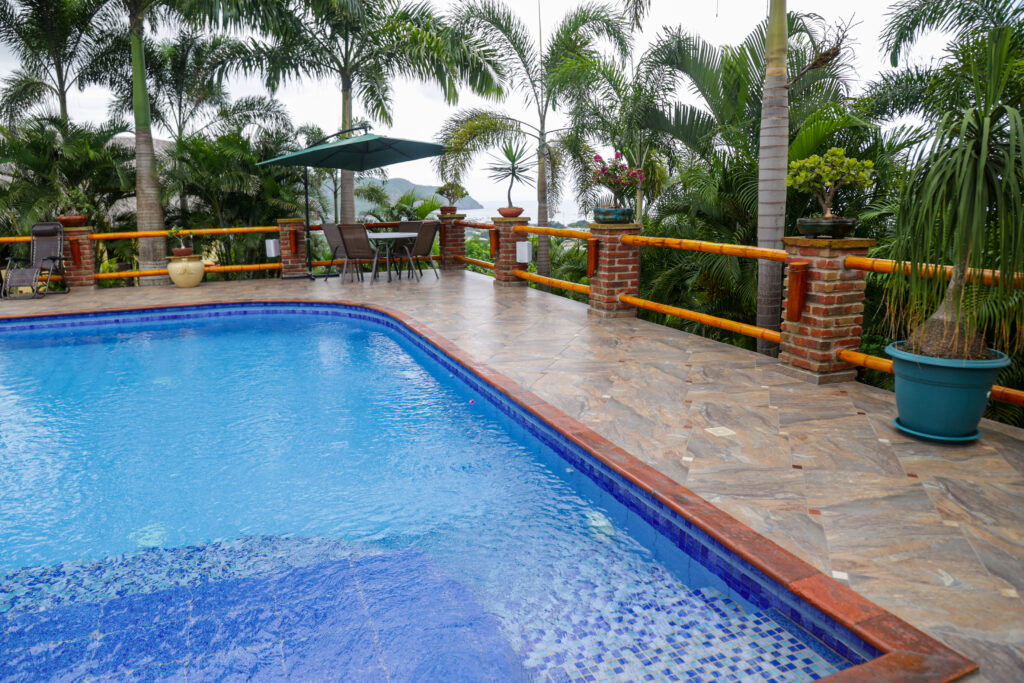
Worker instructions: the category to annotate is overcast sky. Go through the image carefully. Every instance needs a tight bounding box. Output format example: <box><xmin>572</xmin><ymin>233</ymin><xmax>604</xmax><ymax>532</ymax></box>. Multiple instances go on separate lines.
<box><xmin>8</xmin><ymin>0</ymin><xmax>947</xmax><ymax>221</ymax></box>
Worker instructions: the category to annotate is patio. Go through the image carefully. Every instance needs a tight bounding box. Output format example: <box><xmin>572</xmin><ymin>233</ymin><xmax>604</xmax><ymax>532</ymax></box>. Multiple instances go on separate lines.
<box><xmin>3</xmin><ymin>270</ymin><xmax>1023</xmax><ymax>681</ymax></box>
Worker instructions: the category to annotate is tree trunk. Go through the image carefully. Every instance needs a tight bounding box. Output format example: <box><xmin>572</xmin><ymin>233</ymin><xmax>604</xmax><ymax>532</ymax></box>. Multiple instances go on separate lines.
<box><xmin>130</xmin><ymin>19</ymin><xmax>168</xmax><ymax>285</ymax></box>
<box><xmin>755</xmin><ymin>0</ymin><xmax>787</xmax><ymax>355</ymax></box>
<box><xmin>909</xmin><ymin>265</ymin><xmax>988</xmax><ymax>359</ymax></box>
<box><xmin>535</xmin><ymin>129</ymin><xmax>551</xmax><ymax>283</ymax></box>
<box><xmin>339</xmin><ymin>79</ymin><xmax>355</xmax><ymax>223</ymax></box>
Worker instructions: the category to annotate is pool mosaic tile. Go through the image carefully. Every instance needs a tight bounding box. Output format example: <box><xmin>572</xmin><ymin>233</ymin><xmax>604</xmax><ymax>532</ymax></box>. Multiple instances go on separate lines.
<box><xmin>1</xmin><ymin>537</ymin><xmax>526</xmax><ymax>681</ymax></box>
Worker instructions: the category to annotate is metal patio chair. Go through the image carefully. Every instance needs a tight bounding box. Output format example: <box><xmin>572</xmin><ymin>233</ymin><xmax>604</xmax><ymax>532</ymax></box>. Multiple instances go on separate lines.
<box><xmin>338</xmin><ymin>223</ymin><xmax>380</xmax><ymax>282</ymax></box>
<box><xmin>320</xmin><ymin>223</ymin><xmax>348</xmax><ymax>282</ymax></box>
<box><xmin>397</xmin><ymin>221</ymin><xmax>439</xmax><ymax>281</ymax></box>
<box><xmin>2</xmin><ymin>222</ymin><xmax>66</xmax><ymax>299</ymax></box>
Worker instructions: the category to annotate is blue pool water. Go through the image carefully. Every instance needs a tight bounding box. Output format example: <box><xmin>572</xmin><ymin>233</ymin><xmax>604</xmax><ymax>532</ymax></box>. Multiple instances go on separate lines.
<box><xmin>0</xmin><ymin>305</ymin><xmax>861</xmax><ymax>681</ymax></box>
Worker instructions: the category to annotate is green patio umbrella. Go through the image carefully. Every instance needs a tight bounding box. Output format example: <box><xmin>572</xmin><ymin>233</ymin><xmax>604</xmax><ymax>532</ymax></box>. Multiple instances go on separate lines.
<box><xmin>258</xmin><ymin>125</ymin><xmax>447</xmax><ymax>275</ymax></box>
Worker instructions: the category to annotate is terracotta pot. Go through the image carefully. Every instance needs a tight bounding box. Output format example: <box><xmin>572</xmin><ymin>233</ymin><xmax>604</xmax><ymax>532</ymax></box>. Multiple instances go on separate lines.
<box><xmin>498</xmin><ymin>207</ymin><xmax>524</xmax><ymax>218</ymax></box>
<box><xmin>56</xmin><ymin>214</ymin><xmax>88</xmax><ymax>228</ymax></box>
<box><xmin>171</xmin><ymin>247</ymin><xmax>193</xmax><ymax>257</ymax></box>
<box><xmin>439</xmin><ymin>206</ymin><xmax>458</xmax><ymax>215</ymax></box>
<box><xmin>167</xmin><ymin>254</ymin><xmax>204</xmax><ymax>288</ymax></box>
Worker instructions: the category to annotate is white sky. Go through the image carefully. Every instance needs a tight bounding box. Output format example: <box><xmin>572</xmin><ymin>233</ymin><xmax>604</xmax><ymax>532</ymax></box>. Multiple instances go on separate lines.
<box><xmin>9</xmin><ymin>0</ymin><xmax>947</xmax><ymax>221</ymax></box>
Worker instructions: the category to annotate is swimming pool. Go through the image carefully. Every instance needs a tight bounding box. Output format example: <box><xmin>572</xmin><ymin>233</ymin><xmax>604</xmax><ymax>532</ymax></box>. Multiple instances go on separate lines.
<box><xmin>0</xmin><ymin>303</ymin><xmax>874</xmax><ymax>681</ymax></box>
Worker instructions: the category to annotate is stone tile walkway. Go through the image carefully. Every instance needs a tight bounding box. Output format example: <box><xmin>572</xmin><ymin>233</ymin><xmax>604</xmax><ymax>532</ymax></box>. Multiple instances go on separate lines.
<box><xmin>2</xmin><ymin>271</ymin><xmax>1023</xmax><ymax>681</ymax></box>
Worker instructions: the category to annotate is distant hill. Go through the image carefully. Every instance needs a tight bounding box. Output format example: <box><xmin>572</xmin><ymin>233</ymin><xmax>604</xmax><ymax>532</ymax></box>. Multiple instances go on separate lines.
<box><xmin>351</xmin><ymin>177</ymin><xmax>482</xmax><ymax>213</ymax></box>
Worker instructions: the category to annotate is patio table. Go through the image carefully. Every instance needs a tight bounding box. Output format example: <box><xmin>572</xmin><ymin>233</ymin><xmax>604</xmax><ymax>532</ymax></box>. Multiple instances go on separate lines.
<box><xmin>367</xmin><ymin>231</ymin><xmax>417</xmax><ymax>282</ymax></box>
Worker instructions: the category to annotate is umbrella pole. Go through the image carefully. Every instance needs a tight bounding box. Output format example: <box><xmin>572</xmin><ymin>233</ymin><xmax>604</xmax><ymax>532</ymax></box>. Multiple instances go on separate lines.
<box><xmin>304</xmin><ymin>166</ymin><xmax>313</xmax><ymax>278</ymax></box>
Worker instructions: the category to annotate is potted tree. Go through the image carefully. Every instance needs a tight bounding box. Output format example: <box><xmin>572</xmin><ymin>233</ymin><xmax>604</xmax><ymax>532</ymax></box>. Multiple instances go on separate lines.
<box><xmin>56</xmin><ymin>186</ymin><xmax>92</xmax><ymax>227</ymax></box>
<box><xmin>166</xmin><ymin>227</ymin><xmax>204</xmax><ymax>288</ymax></box>
<box><xmin>436</xmin><ymin>181</ymin><xmax>468</xmax><ymax>215</ymax></box>
<box><xmin>591</xmin><ymin>152</ymin><xmax>644</xmax><ymax>223</ymax></box>
<box><xmin>786</xmin><ymin>148</ymin><xmax>874</xmax><ymax>238</ymax></box>
<box><xmin>883</xmin><ymin>48</ymin><xmax>1021</xmax><ymax>442</ymax></box>
<box><xmin>486</xmin><ymin>142</ymin><xmax>534</xmax><ymax>218</ymax></box>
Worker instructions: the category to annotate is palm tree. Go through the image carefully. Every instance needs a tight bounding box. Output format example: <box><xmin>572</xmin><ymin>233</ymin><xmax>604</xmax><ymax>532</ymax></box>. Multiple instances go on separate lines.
<box><xmin>79</xmin><ymin>0</ymin><xmax>283</xmax><ymax>283</ymax></box>
<box><xmin>554</xmin><ymin>45</ymin><xmax>677</xmax><ymax>220</ymax></box>
<box><xmin>0</xmin><ymin>0</ymin><xmax>105</xmax><ymax>123</ymax></box>
<box><xmin>246</xmin><ymin>0</ymin><xmax>503</xmax><ymax>225</ymax></box>
<box><xmin>436</xmin><ymin>0</ymin><xmax>629</xmax><ymax>278</ymax></box>
<box><xmin>756</xmin><ymin>0</ymin><xmax>788</xmax><ymax>355</ymax></box>
<box><xmin>0</xmin><ymin>116</ymin><xmax>133</xmax><ymax>234</ymax></box>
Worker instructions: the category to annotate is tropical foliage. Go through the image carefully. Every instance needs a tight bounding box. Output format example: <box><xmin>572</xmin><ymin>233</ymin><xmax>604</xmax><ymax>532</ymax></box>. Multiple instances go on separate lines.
<box><xmin>786</xmin><ymin>148</ymin><xmax>874</xmax><ymax>218</ymax></box>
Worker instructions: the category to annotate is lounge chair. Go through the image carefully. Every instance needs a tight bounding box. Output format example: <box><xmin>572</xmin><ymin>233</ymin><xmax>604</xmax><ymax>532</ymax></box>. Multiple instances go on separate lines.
<box><xmin>2</xmin><ymin>222</ymin><xmax>66</xmax><ymax>299</ymax></box>
<box><xmin>338</xmin><ymin>223</ymin><xmax>380</xmax><ymax>282</ymax></box>
<box><xmin>320</xmin><ymin>223</ymin><xmax>348</xmax><ymax>282</ymax></box>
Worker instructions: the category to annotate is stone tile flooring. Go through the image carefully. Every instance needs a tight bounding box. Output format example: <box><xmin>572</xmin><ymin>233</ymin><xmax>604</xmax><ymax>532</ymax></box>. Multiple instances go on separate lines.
<box><xmin>2</xmin><ymin>271</ymin><xmax>1023</xmax><ymax>681</ymax></box>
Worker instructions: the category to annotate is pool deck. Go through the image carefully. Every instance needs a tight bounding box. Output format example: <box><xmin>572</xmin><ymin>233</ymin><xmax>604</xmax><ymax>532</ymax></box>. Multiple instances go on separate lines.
<box><xmin>3</xmin><ymin>271</ymin><xmax>1023</xmax><ymax>681</ymax></box>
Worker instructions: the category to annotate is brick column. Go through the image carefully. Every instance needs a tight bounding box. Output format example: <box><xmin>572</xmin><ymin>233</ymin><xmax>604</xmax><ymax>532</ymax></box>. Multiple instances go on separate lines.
<box><xmin>779</xmin><ymin>237</ymin><xmax>875</xmax><ymax>384</ymax></box>
<box><xmin>493</xmin><ymin>216</ymin><xmax>529</xmax><ymax>287</ymax></box>
<box><xmin>62</xmin><ymin>225</ymin><xmax>95</xmax><ymax>290</ymax></box>
<box><xmin>438</xmin><ymin>213</ymin><xmax>466</xmax><ymax>270</ymax></box>
<box><xmin>588</xmin><ymin>223</ymin><xmax>641</xmax><ymax>317</ymax></box>
<box><xmin>277</xmin><ymin>218</ymin><xmax>307</xmax><ymax>279</ymax></box>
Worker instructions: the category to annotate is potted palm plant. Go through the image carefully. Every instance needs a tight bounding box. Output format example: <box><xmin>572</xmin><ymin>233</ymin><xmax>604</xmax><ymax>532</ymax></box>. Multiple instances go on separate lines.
<box><xmin>591</xmin><ymin>152</ymin><xmax>644</xmax><ymax>223</ymax></box>
<box><xmin>486</xmin><ymin>142</ymin><xmax>534</xmax><ymax>218</ymax></box>
<box><xmin>56</xmin><ymin>186</ymin><xmax>92</xmax><ymax>227</ymax></box>
<box><xmin>436</xmin><ymin>181</ymin><xmax>468</xmax><ymax>215</ymax></box>
<box><xmin>883</xmin><ymin>35</ymin><xmax>1021</xmax><ymax>442</ymax></box>
<box><xmin>787</xmin><ymin>148</ymin><xmax>874</xmax><ymax>238</ymax></box>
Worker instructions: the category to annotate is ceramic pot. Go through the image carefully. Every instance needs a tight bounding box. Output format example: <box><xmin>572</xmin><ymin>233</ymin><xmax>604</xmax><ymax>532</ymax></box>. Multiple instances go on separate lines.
<box><xmin>56</xmin><ymin>214</ymin><xmax>88</xmax><ymax>228</ymax></box>
<box><xmin>498</xmin><ymin>207</ymin><xmax>524</xmax><ymax>218</ymax></box>
<box><xmin>439</xmin><ymin>206</ymin><xmax>458</xmax><ymax>215</ymax></box>
<box><xmin>886</xmin><ymin>342</ymin><xmax>1010</xmax><ymax>442</ymax></box>
<box><xmin>167</xmin><ymin>254</ymin><xmax>204</xmax><ymax>288</ymax></box>
<box><xmin>593</xmin><ymin>207</ymin><xmax>634</xmax><ymax>224</ymax></box>
<box><xmin>171</xmin><ymin>247</ymin><xmax>193</xmax><ymax>257</ymax></box>
<box><xmin>796</xmin><ymin>217</ymin><xmax>856</xmax><ymax>238</ymax></box>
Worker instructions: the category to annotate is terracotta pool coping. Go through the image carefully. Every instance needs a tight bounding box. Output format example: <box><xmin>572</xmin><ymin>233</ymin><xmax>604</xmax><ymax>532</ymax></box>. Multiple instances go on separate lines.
<box><xmin>1</xmin><ymin>298</ymin><xmax>978</xmax><ymax>682</ymax></box>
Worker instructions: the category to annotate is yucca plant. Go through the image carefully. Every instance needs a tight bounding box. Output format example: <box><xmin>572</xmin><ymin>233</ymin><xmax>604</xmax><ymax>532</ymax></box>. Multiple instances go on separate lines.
<box><xmin>889</xmin><ymin>28</ymin><xmax>1024</xmax><ymax>359</ymax></box>
<box><xmin>485</xmin><ymin>141</ymin><xmax>535</xmax><ymax>208</ymax></box>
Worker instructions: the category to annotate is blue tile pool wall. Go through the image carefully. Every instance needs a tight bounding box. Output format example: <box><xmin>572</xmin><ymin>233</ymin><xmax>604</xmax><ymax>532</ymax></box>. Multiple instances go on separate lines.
<box><xmin>0</xmin><ymin>302</ymin><xmax>879</xmax><ymax>669</ymax></box>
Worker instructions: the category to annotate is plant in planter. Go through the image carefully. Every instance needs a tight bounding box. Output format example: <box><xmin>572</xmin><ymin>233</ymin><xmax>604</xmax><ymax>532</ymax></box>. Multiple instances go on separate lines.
<box><xmin>486</xmin><ymin>142</ymin><xmax>535</xmax><ymax>218</ymax></box>
<box><xmin>435</xmin><ymin>181</ymin><xmax>468</xmax><ymax>214</ymax></box>
<box><xmin>168</xmin><ymin>226</ymin><xmax>195</xmax><ymax>257</ymax></box>
<box><xmin>56</xmin><ymin>186</ymin><xmax>95</xmax><ymax>227</ymax></box>
<box><xmin>591</xmin><ymin>152</ymin><xmax>644</xmax><ymax>224</ymax></box>
<box><xmin>883</xmin><ymin>34</ymin><xmax>1023</xmax><ymax>441</ymax></box>
<box><xmin>786</xmin><ymin>148</ymin><xmax>874</xmax><ymax>238</ymax></box>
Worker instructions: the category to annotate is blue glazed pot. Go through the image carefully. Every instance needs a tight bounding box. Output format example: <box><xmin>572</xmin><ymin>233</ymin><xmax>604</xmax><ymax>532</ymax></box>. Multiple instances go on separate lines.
<box><xmin>886</xmin><ymin>342</ymin><xmax>1009</xmax><ymax>442</ymax></box>
<box><xmin>593</xmin><ymin>207</ymin><xmax>634</xmax><ymax>224</ymax></box>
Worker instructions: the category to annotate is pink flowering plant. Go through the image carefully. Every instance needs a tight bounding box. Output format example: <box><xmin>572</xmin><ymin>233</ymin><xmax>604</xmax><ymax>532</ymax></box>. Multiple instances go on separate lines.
<box><xmin>591</xmin><ymin>152</ymin><xmax>645</xmax><ymax>208</ymax></box>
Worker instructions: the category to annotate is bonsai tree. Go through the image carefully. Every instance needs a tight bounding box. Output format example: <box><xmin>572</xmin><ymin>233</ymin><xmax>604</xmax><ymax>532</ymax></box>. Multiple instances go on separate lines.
<box><xmin>435</xmin><ymin>181</ymin><xmax>468</xmax><ymax>207</ymax></box>
<box><xmin>786</xmin><ymin>148</ymin><xmax>874</xmax><ymax>219</ymax></box>
<box><xmin>888</xmin><ymin>30</ymin><xmax>1024</xmax><ymax>360</ymax></box>
<box><xmin>486</xmin><ymin>142</ymin><xmax>535</xmax><ymax>208</ymax></box>
<box><xmin>591</xmin><ymin>152</ymin><xmax>644</xmax><ymax>209</ymax></box>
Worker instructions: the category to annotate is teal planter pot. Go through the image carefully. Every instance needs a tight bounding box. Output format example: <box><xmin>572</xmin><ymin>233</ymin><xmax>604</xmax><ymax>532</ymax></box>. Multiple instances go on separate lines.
<box><xmin>593</xmin><ymin>207</ymin><xmax>634</xmax><ymax>224</ymax></box>
<box><xmin>886</xmin><ymin>342</ymin><xmax>1009</xmax><ymax>442</ymax></box>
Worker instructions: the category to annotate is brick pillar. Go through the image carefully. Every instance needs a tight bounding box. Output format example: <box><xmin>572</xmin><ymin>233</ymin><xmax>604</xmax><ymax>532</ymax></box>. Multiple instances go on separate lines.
<box><xmin>277</xmin><ymin>218</ymin><xmax>307</xmax><ymax>279</ymax></box>
<box><xmin>438</xmin><ymin>213</ymin><xmax>466</xmax><ymax>270</ymax></box>
<box><xmin>493</xmin><ymin>216</ymin><xmax>529</xmax><ymax>287</ymax></box>
<box><xmin>62</xmin><ymin>225</ymin><xmax>95</xmax><ymax>290</ymax></box>
<box><xmin>588</xmin><ymin>223</ymin><xmax>641</xmax><ymax>317</ymax></box>
<box><xmin>779</xmin><ymin>237</ymin><xmax>875</xmax><ymax>384</ymax></box>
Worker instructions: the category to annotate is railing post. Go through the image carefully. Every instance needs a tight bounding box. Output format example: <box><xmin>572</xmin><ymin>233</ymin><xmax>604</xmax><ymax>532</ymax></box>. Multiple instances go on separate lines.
<box><xmin>438</xmin><ymin>213</ymin><xmax>466</xmax><ymax>270</ymax></box>
<box><xmin>493</xmin><ymin>216</ymin><xmax>529</xmax><ymax>287</ymax></box>
<box><xmin>779</xmin><ymin>237</ymin><xmax>876</xmax><ymax>384</ymax></box>
<box><xmin>62</xmin><ymin>225</ymin><xmax>95</xmax><ymax>290</ymax></box>
<box><xmin>277</xmin><ymin>218</ymin><xmax>307</xmax><ymax>279</ymax></box>
<box><xmin>587</xmin><ymin>223</ymin><xmax>641</xmax><ymax>317</ymax></box>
